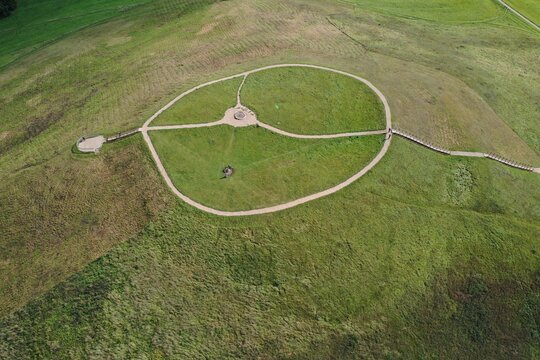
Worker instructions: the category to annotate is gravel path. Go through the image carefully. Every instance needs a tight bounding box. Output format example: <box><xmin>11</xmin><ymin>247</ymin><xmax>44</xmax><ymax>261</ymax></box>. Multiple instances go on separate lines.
<box><xmin>146</xmin><ymin>118</ymin><xmax>387</xmax><ymax>139</ymax></box>
<box><xmin>257</xmin><ymin>122</ymin><xmax>386</xmax><ymax>139</ymax></box>
<box><xmin>142</xmin><ymin>64</ymin><xmax>392</xmax><ymax>217</ymax></box>
<box><xmin>147</xmin><ymin>121</ymin><xmax>223</xmax><ymax>131</ymax></box>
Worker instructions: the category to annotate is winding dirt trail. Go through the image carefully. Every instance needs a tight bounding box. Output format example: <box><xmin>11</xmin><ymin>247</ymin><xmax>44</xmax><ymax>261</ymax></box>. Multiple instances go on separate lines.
<box><xmin>142</xmin><ymin>64</ymin><xmax>392</xmax><ymax>217</ymax></box>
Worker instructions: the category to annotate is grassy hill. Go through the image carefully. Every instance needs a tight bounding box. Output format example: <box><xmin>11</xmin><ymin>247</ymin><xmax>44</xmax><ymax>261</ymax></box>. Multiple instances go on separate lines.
<box><xmin>1</xmin><ymin>137</ymin><xmax>539</xmax><ymax>358</ymax></box>
<box><xmin>0</xmin><ymin>0</ymin><xmax>539</xmax><ymax>357</ymax></box>
<box><xmin>0</xmin><ymin>0</ymin><xmax>154</xmax><ymax>68</ymax></box>
<box><xmin>150</xmin><ymin>126</ymin><xmax>383</xmax><ymax>210</ymax></box>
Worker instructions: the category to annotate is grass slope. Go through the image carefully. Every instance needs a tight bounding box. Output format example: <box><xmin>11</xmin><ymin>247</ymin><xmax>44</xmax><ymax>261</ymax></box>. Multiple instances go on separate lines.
<box><xmin>329</xmin><ymin>3</ymin><xmax>540</xmax><ymax>162</ymax></box>
<box><xmin>0</xmin><ymin>0</ymin><xmax>152</xmax><ymax>68</ymax></box>
<box><xmin>0</xmin><ymin>0</ymin><xmax>539</xmax><ymax>356</ymax></box>
<box><xmin>1</xmin><ymin>138</ymin><xmax>539</xmax><ymax>359</ymax></box>
<box><xmin>348</xmin><ymin>0</ymin><xmax>503</xmax><ymax>23</ymax></box>
<box><xmin>506</xmin><ymin>0</ymin><xmax>540</xmax><ymax>25</ymax></box>
<box><xmin>151</xmin><ymin>77</ymin><xmax>242</xmax><ymax>126</ymax></box>
<box><xmin>150</xmin><ymin>125</ymin><xmax>383</xmax><ymax>210</ymax></box>
<box><xmin>0</xmin><ymin>0</ymin><xmax>221</xmax><ymax>319</ymax></box>
<box><xmin>242</xmin><ymin>67</ymin><xmax>386</xmax><ymax>135</ymax></box>
<box><xmin>0</xmin><ymin>135</ymin><xmax>171</xmax><ymax>319</ymax></box>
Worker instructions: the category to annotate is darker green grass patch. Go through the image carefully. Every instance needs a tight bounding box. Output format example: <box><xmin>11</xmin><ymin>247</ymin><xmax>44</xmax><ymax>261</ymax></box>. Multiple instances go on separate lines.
<box><xmin>0</xmin><ymin>0</ymin><xmax>151</xmax><ymax>68</ymax></box>
<box><xmin>394</xmin><ymin>268</ymin><xmax>540</xmax><ymax>358</ymax></box>
<box><xmin>0</xmin><ymin>255</ymin><xmax>127</xmax><ymax>358</ymax></box>
<box><xmin>242</xmin><ymin>67</ymin><xmax>386</xmax><ymax>135</ymax></box>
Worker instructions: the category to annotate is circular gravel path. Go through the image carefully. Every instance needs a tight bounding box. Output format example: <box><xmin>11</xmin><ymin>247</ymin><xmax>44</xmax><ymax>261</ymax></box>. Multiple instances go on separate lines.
<box><xmin>142</xmin><ymin>64</ymin><xmax>392</xmax><ymax>217</ymax></box>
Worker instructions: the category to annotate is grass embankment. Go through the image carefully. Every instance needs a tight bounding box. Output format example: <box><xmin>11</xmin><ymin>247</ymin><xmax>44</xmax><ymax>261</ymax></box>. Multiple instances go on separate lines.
<box><xmin>242</xmin><ymin>67</ymin><xmax>386</xmax><ymax>135</ymax></box>
<box><xmin>151</xmin><ymin>77</ymin><xmax>242</xmax><ymax>126</ymax></box>
<box><xmin>1</xmin><ymin>138</ymin><xmax>539</xmax><ymax>358</ymax></box>
<box><xmin>505</xmin><ymin>0</ymin><xmax>540</xmax><ymax>25</ymax></box>
<box><xmin>332</xmin><ymin>0</ymin><xmax>540</xmax><ymax>162</ymax></box>
<box><xmin>349</xmin><ymin>0</ymin><xmax>503</xmax><ymax>23</ymax></box>
<box><xmin>0</xmin><ymin>0</ymin><xmax>152</xmax><ymax>68</ymax></box>
<box><xmin>0</xmin><ymin>0</ymin><xmax>222</xmax><ymax>319</ymax></box>
<box><xmin>0</xmin><ymin>135</ymin><xmax>172</xmax><ymax>319</ymax></box>
<box><xmin>150</xmin><ymin>126</ymin><xmax>383</xmax><ymax>210</ymax></box>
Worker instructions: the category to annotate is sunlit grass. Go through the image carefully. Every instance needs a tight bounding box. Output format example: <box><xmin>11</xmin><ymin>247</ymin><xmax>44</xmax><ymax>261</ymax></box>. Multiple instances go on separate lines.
<box><xmin>151</xmin><ymin>77</ymin><xmax>242</xmax><ymax>126</ymax></box>
<box><xmin>242</xmin><ymin>67</ymin><xmax>386</xmax><ymax>134</ymax></box>
<box><xmin>150</xmin><ymin>125</ymin><xmax>383</xmax><ymax>210</ymax></box>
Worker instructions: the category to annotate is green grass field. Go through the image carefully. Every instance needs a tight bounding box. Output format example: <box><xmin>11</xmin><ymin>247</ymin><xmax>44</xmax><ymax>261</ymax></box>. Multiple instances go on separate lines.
<box><xmin>150</xmin><ymin>126</ymin><xmax>383</xmax><ymax>210</ymax></box>
<box><xmin>1</xmin><ymin>0</ymin><xmax>539</xmax><ymax>357</ymax></box>
<box><xmin>506</xmin><ymin>0</ymin><xmax>540</xmax><ymax>25</ymax></box>
<box><xmin>151</xmin><ymin>77</ymin><xmax>242</xmax><ymax>125</ymax></box>
<box><xmin>348</xmin><ymin>0</ymin><xmax>503</xmax><ymax>23</ymax></box>
<box><xmin>1</xmin><ymin>138</ymin><xmax>538</xmax><ymax>358</ymax></box>
<box><xmin>0</xmin><ymin>0</ymin><xmax>153</xmax><ymax>68</ymax></box>
<box><xmin>242</xmin><ymin>67</ymin><xmax>386</xmax><ymax>134</ymax></box>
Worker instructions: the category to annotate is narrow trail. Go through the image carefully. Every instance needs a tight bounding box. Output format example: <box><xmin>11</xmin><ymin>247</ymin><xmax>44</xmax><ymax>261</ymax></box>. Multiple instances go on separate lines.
<box><xmin>146</xmin><ymin>121</ymin><xmax>387</xmax><ymax>139</ymax></box>
<box><xmin>136</xmin><ymin>63</ymin><xmax>539</xmax><ymax>217</ymax></box>
<box><xmin>257</xmin><ymin>122</ymin><xmax>386</xmax><ymax>139</ymax></box>
<box><xmin>496</xmin><ymin>0</ymin><xmax>540</xmax><ymax>32</ymax></box>
<box><xmin>237</xmin><ymin>74</ymin><xmax>248</xmax><ymax>106</ymax></box>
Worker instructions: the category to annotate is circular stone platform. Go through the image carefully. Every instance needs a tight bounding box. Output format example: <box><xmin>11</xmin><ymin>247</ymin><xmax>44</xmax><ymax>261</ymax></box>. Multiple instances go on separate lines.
<box><xmin>234</xmin><ymin>111</ymin><xmax>246</xmax><ymax>120</ymax></box>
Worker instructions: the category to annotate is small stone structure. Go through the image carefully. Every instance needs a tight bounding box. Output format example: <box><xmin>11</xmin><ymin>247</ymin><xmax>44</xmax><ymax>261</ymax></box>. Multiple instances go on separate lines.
<box><xmin>219</xmin><ymin>106</ymin><xmax>258</xmax><ymax>127</ymax></box>
<box><xmin>234</xmin><ymin>111</ymin><xmax>246</xmax><ymax>121</ymax></box>
<box><xmin>223</xmin><ymin>165</ymin><xmax>234</xmax><ymax>178</ymax></box>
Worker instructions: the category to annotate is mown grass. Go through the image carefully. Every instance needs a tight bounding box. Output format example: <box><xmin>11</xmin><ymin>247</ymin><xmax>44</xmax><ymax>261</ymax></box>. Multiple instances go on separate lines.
<box><xmin>0</xmin><ymin>0</ymin><xmax>152</xmax><ymax>68</ymax></box>
<box><xmin>150</xmin><ymin>125</ymin><xmax>383</xmax><ymax>210</ymax></box>
<box><xmin>506</xmin><ymin>0</ymin><xmax>540</xmax><ymax>25</ymax></box>
<box><xmin>242</xmin><ymin>67</ymin><xmax>386</xmax><ymax>135</ymax></box>
<box><xmin>1</xmin><ymin>138</ymin><xmax>539</xmax><ymax>358</ymax></box>
<box><xmin>347</xmin><ymin>0</ymin><xmax>503</xmax><ymax>23</ymax></box>
<box><xmin>151</xmin><ymin>77</ymin><xmax>242</xmax><ymax>125</ymax></box>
